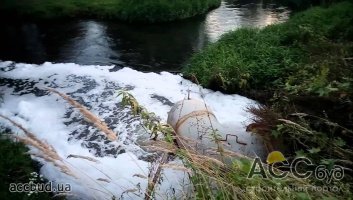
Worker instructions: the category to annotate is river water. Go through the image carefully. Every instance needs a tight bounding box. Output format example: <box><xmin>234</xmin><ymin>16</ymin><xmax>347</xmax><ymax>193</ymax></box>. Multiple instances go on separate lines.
<box><xmin>0</xmin><ymin>0</ymin><xmax>289</xmax><ymax>71</ymax></box>
<box><xmin>0</xmin><ymin>1</ymin><xmax>290</xmax><ymax>199</ymax></box>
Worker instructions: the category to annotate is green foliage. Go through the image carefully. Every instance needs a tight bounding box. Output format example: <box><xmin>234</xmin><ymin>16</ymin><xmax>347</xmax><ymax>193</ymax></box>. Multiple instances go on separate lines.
<box><xmin>0</xmin><ymin>0</ymin><xmax>221</xmax><ymax>22</ymax></box>
<box><xmin>247</xmin><ymin>104</ymin><xmax>353</xmax><ymax>196</ymax></box>
<box><xmin>179</xmin><ymin>153</ymin><xmax>347</xmax><ymax>200</ymax></box>
<box><xmin>184</xmin><ymin>1</ymin><xmax>353</xmax><ymax>97</ymax></box>
<box><xmin>118</xmin><ymin>91</ymin><xmax>353</xmax><ymax>199</ymax></box>
<box><xmin>276</xmin><ymin>115</ymin><xmax>353</xmax><ymax>166</ymax></box>
<box><xmin>0</xmin><ymin>135</ymin><xmax>53</xmax><ymax>200</ymax></box>
<box><xmin>117</xmin><ymin>90</ymin><xmax>175</xmax><ymax>140</ymax></box>
<box><xmin>184</xmin><ymin>4</ymin><xmax>353</xmax><ymax>197</ymax></box>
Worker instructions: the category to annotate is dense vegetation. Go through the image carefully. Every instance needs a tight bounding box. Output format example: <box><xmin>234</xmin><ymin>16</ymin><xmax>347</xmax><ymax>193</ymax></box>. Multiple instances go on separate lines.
<box><xmin>0</xmin><ymin>0</ymin><xmax>221</xmax><ymax>22</ymax></box>
<box><xmin>184</xmin><ymin>1</ymin><xmax>353</xmax><ymax>196</ymax></box>
<box><xmin>184</xmin><ymin>1</ymin><xmax>353</xmax><ymax>95</ymax></box>
<box><xmin>120</xmin><ymin>90</ymin><xmax>352</xmax><ymax>199</ymax></box>
<box><xmin>0</xmin><ymin>133</ymin><xmax>53</xmax><ymax>200</ymax></box>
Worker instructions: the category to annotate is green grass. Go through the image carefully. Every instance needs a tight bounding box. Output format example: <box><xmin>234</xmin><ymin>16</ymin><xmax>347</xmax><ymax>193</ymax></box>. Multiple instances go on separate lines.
<box><xmin>0</xmin><ymin>133</ymin><xmax>54</xmax><ymax>200</ymax></box>
<box><xmin>183</xmin><ymin>1</ymin><xmax>353</xmax><ymax>95</ymax></box>
<box><xmin>0</xmin><ymin>0</ymin><xmax>221</xmax><ymax>22</ymax></box>
<box><xmin>183</xmin><ymin>2</ymin><xmax>353</xmax><ymax>198</ymax></box>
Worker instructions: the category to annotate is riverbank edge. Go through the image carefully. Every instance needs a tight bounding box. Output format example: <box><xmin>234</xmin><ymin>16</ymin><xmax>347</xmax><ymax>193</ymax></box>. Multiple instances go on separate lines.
<box><xmin>0</xmin><ymin>132</ymin><xmax>60</xmax><ymax>199</ymax></box>
<box><xmin>0</xmin><ymin>0</ymin><xmax>221</xmax><ymax>23</ymax></box>
<box><xmin>182</xmin><ymin>0</ymin><xmax>353</xmax><ymax>193</ymax></box>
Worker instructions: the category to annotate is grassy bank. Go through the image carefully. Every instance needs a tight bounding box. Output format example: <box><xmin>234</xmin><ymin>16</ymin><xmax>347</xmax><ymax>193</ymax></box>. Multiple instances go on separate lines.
<box><xmin>184</xmin><ymin>0</ymin><xmax>353</xmax><ymax>193</ymax></box>
<box><xmin>184</xmin><ymin>1</ymin><xmax>353</xmax><ymax>94</ymax></box>
<box><xmin>0</xmin><ymin>133</ymin><xmax>54</xmax><ymax>199</ymax></box>
<box><xmin>0</xmin><ymin>0</ymin><xmax>221</xmax><ymax>22</ymax></box>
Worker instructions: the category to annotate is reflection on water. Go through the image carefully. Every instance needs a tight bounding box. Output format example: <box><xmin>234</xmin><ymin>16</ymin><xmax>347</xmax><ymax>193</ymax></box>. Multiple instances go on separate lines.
<box><xmin>206</xmin><ymin>0</ymin><xmax>289</xmax><ymax>41</ymax></box>
<box><xmin>0</xmin><ymin>0</ymin><xmax>290</xmax><ymax>71</ymax></box>
<box><xmin>63</xmin><ymin>21</ymin><xmax>118</xmax><ymax>66</ymax></box>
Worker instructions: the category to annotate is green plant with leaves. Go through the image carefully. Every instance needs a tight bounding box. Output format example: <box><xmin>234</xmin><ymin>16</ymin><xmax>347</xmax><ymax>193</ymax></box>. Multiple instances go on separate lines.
<box><xmin>118</xmin><ymin>90</ymin><xmax>175</xmax><ymax>140</ymax></box>
<box><xmin>247</xmin><ymin>104</ymin><xmax>353</xmax><ymax>192</ymax></box>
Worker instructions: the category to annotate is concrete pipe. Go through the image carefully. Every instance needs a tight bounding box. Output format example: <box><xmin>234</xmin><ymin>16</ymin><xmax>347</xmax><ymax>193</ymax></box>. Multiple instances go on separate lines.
<box><xmin>167</xmin><ymin>98</ymin><xmax>266</xmax><ymax>159</ymax></box>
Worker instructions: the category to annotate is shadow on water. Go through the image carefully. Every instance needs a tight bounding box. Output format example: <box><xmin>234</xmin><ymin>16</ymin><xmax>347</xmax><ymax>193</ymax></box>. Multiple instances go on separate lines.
<box><xmin>0</xmin><ymin>17</ymin><xmax>207</xmax><ymax>72</ymax></box>
<box><xmin>0</xmin><ymin>0</ymin><xmax>290</xmax><ymax>72</ymax></box>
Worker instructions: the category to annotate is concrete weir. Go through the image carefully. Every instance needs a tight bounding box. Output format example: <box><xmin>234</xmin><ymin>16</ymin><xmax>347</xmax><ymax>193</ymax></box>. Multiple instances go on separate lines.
<box><xmin>167</xmin><ymin>98</ymin><xmax>266</xmax><ymax>159</ymax></box>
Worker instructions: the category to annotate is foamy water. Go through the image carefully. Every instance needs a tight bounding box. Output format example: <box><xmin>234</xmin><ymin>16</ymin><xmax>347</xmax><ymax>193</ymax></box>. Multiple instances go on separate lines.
<box><xmin>0</xmin><ymin>61</ymin><xmax>257</xmax><ymax>199</ymax></box>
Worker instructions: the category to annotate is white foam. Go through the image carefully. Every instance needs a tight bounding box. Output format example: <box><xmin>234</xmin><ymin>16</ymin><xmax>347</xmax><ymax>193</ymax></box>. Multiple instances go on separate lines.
<box><xmin>0</xmin><ymin>61</ymin><xmax>257</xmax><ymax>199</ymax></box>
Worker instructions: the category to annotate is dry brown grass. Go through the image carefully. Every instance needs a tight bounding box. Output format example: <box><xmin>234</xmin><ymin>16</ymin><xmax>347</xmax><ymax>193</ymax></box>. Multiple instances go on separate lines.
<box><xmin>0</xmin><ymin>114</ymin><xmax>76</xmax><ymax>178</ymax></box>
<box><xmin>67</xmin><ymin>154</ymin><xmax>99</xmax><ymax>163</ymax></box>
<box><xmin>46</xmin><ymin>88</ymin><xmax>117</xmax><ymax>141</ymax></box>
<box><xmin>119</xmin><ymin>90</ymin><xmax>333</xmax><ymax>199</ymax></box>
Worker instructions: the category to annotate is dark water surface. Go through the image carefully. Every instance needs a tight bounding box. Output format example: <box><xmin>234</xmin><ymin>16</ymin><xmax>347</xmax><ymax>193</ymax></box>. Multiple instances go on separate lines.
<box><xmin>0</xmin><ymin>0</ymin><xmax>290</xmax><ymax>72</ymax></box>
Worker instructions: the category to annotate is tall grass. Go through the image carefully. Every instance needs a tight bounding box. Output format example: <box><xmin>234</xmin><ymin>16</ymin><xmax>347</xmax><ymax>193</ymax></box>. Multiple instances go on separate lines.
<box><xmin>47</xmin><ymin>88</ymin><xmax>117</xmax><ymax>141</ymax></box>
<box><xmin>1</xmin><ymin>89</ymin><xmax>352</xmax><ymax>199</ymax></box>
<box><xmin>0</xmin><ymin>0</ymin><xmax>221</xmax><ymax>22</ymax></box>
<box><xmin>183</xmin><ymin>2</ymin><xmax>353</xmax><ymax>198</ymax></box>
<box><xmin>0</xmin><ymin>114</ymin><xmax>76</xmax><ymax>178</ymax></box>
<box><xmin>118</xmin><ymin>91</ymin><xmax>350</xmax><ymax>199</ymax></box>
<box><xmin>183</xmin><ymin>1</ymin><xmax>353</xmax><ymax>95</ymax></box>
<box><xmin>0</xmin><ymin>133</ymin><xmax>54</xmax><ymax>199</ymax></box>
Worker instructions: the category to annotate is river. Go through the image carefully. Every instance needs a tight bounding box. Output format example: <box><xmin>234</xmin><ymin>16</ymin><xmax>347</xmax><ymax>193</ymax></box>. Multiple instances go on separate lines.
<box><xmin>0</xmin><ymin>0</ymin><xmax>289</xmax><ymax>71</ymax></box>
